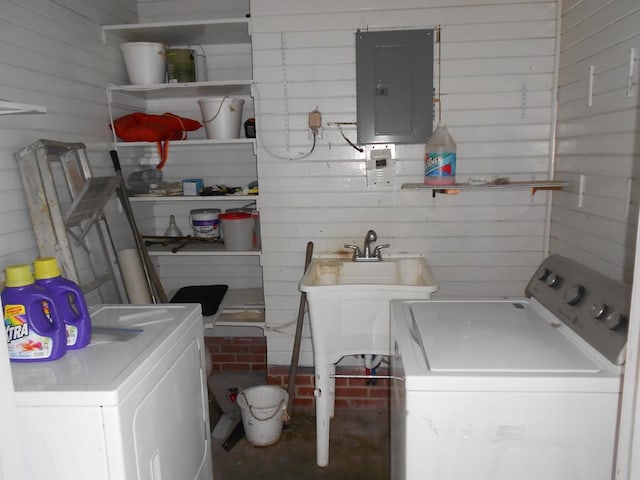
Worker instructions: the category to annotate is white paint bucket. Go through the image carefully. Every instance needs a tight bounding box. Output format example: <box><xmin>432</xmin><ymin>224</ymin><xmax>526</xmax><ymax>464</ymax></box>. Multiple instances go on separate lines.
<box><xmin>197</xmin><ymin>97</ymin><xmax>245</xmax><ymax>139</ymax></box>
<box><xmin>189</xmin><ymin>208</ymin><xmax>221</xmax><ymax>238</ymax></box>
<box><xmin>120</xmin><ymin>42</ymin><xmax>166</xmax><ymax>85</ymax></box>
<box><xmin>237</xmin><ymin>386</ymin><xmax>289</xmax><ymax>447</ymax></box>
<box><xmin>219</xmin><ymin>211</ymin><xmax>254</xmax><ymax>251</ymax></box>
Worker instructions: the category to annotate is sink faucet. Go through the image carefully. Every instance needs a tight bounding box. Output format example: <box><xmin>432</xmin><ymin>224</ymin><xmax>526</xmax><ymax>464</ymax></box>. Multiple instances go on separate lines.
<box><xmin>344</xmin><ymin>230</ymin><xmax>390</xmax><ymax>261</ymax></box>
<box><xmin>363</xmin><ymin>230</ymin><xmax>377</xmax><ymax>258</ymax></box>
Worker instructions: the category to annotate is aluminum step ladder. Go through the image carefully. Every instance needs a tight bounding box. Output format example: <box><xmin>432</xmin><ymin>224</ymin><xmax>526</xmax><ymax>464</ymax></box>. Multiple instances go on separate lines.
<box><xmin>16</xmin><ymin>139</ymin><xmax>129</xmax><ymax>303</ymax></box>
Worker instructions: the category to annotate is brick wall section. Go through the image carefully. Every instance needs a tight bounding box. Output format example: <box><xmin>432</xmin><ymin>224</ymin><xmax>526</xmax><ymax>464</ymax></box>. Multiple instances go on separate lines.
<box><xmin>205</xmin><ymin>336</ymin><xmax>267</xmax><ymax>372</ymax></box>
<box><xmin>205</xmin><ymin>337</ymin><xmax>389</xmax><ymax>411</ymax></box>
<box><xmin>268</xmin><ymin>365</ymin><xmax>390</xmax><ymax>413</ymax></box>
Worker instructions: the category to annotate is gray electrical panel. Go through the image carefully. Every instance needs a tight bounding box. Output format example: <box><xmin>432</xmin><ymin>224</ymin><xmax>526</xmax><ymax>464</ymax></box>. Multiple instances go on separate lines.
<box><xmin>356</xmin><ymin>29</ymin><xmax>434</xmax><ymax>145</ymax></box>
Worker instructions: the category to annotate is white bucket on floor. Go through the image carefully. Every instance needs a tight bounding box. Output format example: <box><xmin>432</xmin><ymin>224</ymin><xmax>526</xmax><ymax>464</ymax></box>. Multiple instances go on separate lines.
<box><xmin>120</xmin><ymin>42</ymin><xmax>166</xmax><ymax>85</ymax></box>
<box><xmin>197</xmin><ymin>97</ymin><xmax>245</xmax><ymax>139</ymax></box>
<box><xmin>237</xmin><ymin>385</ymin><xmax>288</xmax><ymax>447</ymax></box>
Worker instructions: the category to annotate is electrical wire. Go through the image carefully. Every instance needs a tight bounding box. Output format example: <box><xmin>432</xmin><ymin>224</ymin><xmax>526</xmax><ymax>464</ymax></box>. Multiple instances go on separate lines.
<box><xmin>336</xmin><ymin>123</ymin><xmax>363</xmax><ymax>152</ymax></box>
<box><xmin>253</xmin><ymin>82</ymin><xmax>318</xmax><ymax>160</ymax></box>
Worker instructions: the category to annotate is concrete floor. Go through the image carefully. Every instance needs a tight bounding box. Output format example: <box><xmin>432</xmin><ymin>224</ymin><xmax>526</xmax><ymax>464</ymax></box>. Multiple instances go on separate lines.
<box><xmin>208</xmin><ymin>371</ymin><xmax>390</xmax><ymax>480</ymax></box>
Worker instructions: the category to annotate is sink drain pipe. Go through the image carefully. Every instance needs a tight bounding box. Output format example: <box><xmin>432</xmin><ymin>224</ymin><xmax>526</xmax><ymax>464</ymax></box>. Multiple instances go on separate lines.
<box><xmin>364</xmin><ymin>354</ymin><xmax>383</xmax><ymax>369</ymax></box>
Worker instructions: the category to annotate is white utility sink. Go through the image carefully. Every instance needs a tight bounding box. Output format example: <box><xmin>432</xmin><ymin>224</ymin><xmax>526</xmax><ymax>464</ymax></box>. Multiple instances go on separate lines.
<box><xmin>302</xmin><ymin>255</ymin><xmax>436</xmax><ymax>287</ymax></box>
<box><xmin>299</xmin><ymin>254</ymin><xmax>438</xmax><ymax>467</ymax></box>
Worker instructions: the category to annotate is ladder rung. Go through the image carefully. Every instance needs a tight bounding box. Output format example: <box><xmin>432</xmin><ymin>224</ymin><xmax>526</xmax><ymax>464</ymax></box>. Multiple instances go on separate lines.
<box><xmin>64</xmin><ymin>176</ymin><xmax>121</xmax><ymax>226</ymax></box>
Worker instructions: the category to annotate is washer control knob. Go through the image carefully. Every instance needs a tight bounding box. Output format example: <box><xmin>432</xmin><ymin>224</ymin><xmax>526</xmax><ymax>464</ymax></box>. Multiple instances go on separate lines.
<box><xmin>563</xmin><ymin>284</ymin><xmax>584</xmax><ymax>305</ymax></box>
<box><xmin>537</xmin><ymin>267</ymin><xmax>550</xmax><ymax>281</ymax></box>
<box><xmin>545</xmin><ymin>272</ymin><xmax>560</xmax><ymax>287</ymax></box>
<box><xmin>591</xmin><ymin>303</ymin><xmax>608</xmax><ymax>319</ymax></box>
<box><xmin>605</xmin><ymin>312</ymin><xmax>626</xmax><ymax>330</ymax></box>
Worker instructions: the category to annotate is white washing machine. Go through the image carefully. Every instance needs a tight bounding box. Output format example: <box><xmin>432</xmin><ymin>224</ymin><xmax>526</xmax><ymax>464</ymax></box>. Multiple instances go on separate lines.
<box><xmin>390</xmin><ymin>255</ymin><xmax>628</xmax><ymax>480</ymax></box>
<box><xmin>11</xmin><ymin>304</ymin><xmax>213</xmax><ymax>480</ymax></box>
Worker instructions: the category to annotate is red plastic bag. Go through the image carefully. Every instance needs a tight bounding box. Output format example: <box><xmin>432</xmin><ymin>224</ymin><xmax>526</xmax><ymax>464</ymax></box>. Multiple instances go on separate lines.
<box><xmin>110</xmin><ymin>112</ymin><xmax>202</xmax><ymax>169</ymax></box>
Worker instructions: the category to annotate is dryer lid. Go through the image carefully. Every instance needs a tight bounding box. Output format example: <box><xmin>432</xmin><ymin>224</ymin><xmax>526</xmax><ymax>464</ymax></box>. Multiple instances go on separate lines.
<box><xmin>411</xmin><ymin>300</ymin><xmax>601</xmax><ymax>373</ymax></box>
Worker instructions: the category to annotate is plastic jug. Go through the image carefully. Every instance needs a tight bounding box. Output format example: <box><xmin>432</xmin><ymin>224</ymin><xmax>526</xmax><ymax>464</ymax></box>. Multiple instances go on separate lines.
<box><xmin>2</xmin><ymin>264</ymin><xmax>67</xmax><ymax>362</ymax></box>
<box><xmin>33</xmin><ymin>257</ymin><xmax>91</xmax><ymax>349</ymax></box>
<box><xmin>219</xmin><ymin>212</ymin><xmax>254</xmax><ymax>251</ymax></box>
<box><xmin>424</xmin><ymin>124</ymin><xmax>457</xmax><ymax>185</ymax></box>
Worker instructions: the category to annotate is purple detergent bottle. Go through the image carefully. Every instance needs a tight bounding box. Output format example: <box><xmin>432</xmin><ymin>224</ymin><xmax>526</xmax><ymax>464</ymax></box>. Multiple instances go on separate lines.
<box><xmin>33</xmin><ymin>257</ymin><xmax>91</xmax><ymax>350</ymax></box>
<box><xmin>2</xmin><ymin>264</ymin><xmax>67</xmax><ymax>362</ymax></box>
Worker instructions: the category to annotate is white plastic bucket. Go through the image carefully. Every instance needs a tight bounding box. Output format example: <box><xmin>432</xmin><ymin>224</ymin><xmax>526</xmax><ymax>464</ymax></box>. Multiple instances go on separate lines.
<box><xmin>219</xmin><ymin>212</ymin><xmax>254</xmax><ymax>251</ymax></box>
<box><xmin>237</xmin><ymin>385</ymin><xmax>289</xmax><ymax>447</ymax></box>
<box><xmin>189</xmin><ymin>208</ymin><xmax>221</xmax><ymax>238</ymax></box>
<box><xmin>120</xmin><ymin>42</ymin><xmax>166</xmax><ymax>85</ymax></box>
<box><xmin>197</xmin><ymin>97</ymin><xmax>245</xmax><ymax>139</ymax></box>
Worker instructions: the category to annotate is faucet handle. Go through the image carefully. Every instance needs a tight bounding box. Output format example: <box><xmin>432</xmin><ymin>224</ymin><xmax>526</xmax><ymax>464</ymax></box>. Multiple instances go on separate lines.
<box><xmin>344</xmin><ymin>244</ymin><xmax>362</xmax><ymax>259</ymax></box>
<box><xmin>373</xmin><ymin>244</ymin><xmax>390</xmax><ymax>259</ymax></box>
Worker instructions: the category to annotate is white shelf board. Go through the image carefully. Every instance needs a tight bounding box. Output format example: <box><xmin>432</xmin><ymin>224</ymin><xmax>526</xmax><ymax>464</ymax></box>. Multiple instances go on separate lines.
<box><xmin>102</xmin><ymin>18</ymin><xmax>250</xmax><ymax>45</ymax></box>
<box><xmin>130</xmin><ymin>194</ymin><xmax>257</xmax><ymax>203</ymax></box>
<box><xmin>115</xmin><ymin>138</ymin><xmax>255</xmax><ymax>148</ymax></box>
<box><xmin>145</xmin><ymin>241</ymin><xmax>260</xmax><ymax>256</ymax></box>
<box><xmin>108</xmin><ymin>80</ymin><xmax>253</xmax><ymax>100</ymax></box>
<box><xmin>0</xmin><ymin>100</ymin><xmax>46</xmax><ymax>115</ymax></box>
<box><xmin>203</xmin><ymin>287</ymin><xmax>265</xmax><ymax>329</ymax></box>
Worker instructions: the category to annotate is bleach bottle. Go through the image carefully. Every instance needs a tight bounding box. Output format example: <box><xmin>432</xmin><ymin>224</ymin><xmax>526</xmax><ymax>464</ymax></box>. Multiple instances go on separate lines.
<box><xmin>2</xmin><ymin>264</ymin><xmax>67</xmax><ymax>362</ymax></box>
<box><xmin>33</xmin><ymin>257</ymin><xmax>91</xmax><ymax>349</ymax></box>
<box><xmin>424</xmin><ymin>123</ymin><xmax>457</xmax><ymax>185</ymax></box>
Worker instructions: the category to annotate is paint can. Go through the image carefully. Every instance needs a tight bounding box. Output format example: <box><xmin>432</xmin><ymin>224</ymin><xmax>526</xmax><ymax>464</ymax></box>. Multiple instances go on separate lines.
<box><xmin>189</xmin><ymin>208</ymin><xmax>221</xmax><ymax>238</ymax></box>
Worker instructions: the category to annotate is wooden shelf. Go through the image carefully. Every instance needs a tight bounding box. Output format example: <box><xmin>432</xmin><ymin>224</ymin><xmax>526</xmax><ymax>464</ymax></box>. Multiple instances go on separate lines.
<box><xmin>203</xmin><ymin>287</ymin><xmax>265</xmax><ymax>329</ymax></box>
<box><xmin>145</xmin><ymin>241</ymin><xmax>260</xmax><ymax>256</ymax></box>
<box><xmin>107</xmin><ymin>80</ymin><xmax>253</xmax><ymax>100</ymax></box>
<box><xmin>130</xmin><ymin>194</ymin><xmax>257</xmax><ymax>203</ymax></box>
<box><xmin>115</xmin><ymin>137</ymin><xmax>255</xmax><ymax>148</ymax></box>
<box><xmin>102</xmin><ymin>18</ymin><xmax>250</xmax><ymax>45</ymax></box>
<box><xmin>402</xmin><ymin>180</ymin><xmax>568</xmax><ymax>197</ymax></box>
<box><xmin>0</xmin><ymin>100</ymin><xmax>46</xmax><ymax>115</ymax></box>
<box><xmin>104</xmin><ymin>18</ymin><xmax>263</xmax><ymax>325</ymax></box>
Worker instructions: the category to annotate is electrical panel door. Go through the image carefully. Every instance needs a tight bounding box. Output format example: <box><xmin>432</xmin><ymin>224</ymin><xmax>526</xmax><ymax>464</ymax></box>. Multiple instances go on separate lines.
<box><xmin>356</xmin><ymin>29</ymin><xmax>434</xmax><ymax>145</ymax></box>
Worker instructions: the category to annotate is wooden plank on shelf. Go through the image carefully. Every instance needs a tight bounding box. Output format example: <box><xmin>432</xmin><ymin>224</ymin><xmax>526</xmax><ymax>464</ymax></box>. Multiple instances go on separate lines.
<box><xmin>402</xmin><ymin>180</ymin><xmax>568</xmax><ymax>190</ymax></box>
<box><xmin>214</xmin><ymin>309</ymin><xmax>265</xmax><ymax>327</ymax></box>
<box><xmin>402</xmin><ymin>180</ymin><xmax>569</xmax><ymax>197</ymax></box>
<box><xmin>203</xmin><ymin>287</ymin><xmax>265</xmax><ymax>329</ymax></box>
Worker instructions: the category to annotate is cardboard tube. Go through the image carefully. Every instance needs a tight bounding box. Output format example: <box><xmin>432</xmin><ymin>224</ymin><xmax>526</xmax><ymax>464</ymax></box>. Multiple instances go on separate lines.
<box><xmin>117</xmin><ymin>248</ymin><xmax>152</xmax><ymax>304</ymax></box>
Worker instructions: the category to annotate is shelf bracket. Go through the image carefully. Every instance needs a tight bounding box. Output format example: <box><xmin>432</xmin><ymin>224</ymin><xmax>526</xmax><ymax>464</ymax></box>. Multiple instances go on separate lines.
<box><xmin>432</xmin><ymin>188</ymin><xmax>459</xmax><ymax>198</ymax></box>
<box><xmin>530</xmin><ymin>185</ymin><xmax>563</xmax><ymax>196</ymax></box>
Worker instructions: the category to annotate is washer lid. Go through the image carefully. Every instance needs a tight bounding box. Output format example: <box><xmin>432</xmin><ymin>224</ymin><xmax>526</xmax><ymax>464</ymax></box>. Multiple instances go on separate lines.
<box><xmin>411</xmin><ymin>301</ymin><xmax>601</xmax><ymax>373</ymax></box>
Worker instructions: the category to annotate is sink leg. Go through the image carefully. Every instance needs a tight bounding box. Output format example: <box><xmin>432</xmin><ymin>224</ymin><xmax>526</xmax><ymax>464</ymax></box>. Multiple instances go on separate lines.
<box><xmin>315</xmin><ymin>361</ymin><xmax>332</xmax><ymax>467</ymax></box>
<box><xmin>329</xmin><ymin>363</ymin><xmax>336</xmax><ymax>419</ymax></box>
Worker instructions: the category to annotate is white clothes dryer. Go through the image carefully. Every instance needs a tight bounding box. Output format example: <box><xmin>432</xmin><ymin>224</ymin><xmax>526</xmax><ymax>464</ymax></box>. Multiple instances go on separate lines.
<box><xmin>11</xmin><ymin>304</ymin><xmax>213</xmax><ymax>480</ymax></box>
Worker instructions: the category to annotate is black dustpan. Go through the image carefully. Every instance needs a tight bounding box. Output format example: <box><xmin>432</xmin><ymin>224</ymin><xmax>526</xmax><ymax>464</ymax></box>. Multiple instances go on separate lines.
<box><xmin>170</xmin><ymin>285</ymin><xmax>228</xmax><ymax>316</ymax></box>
